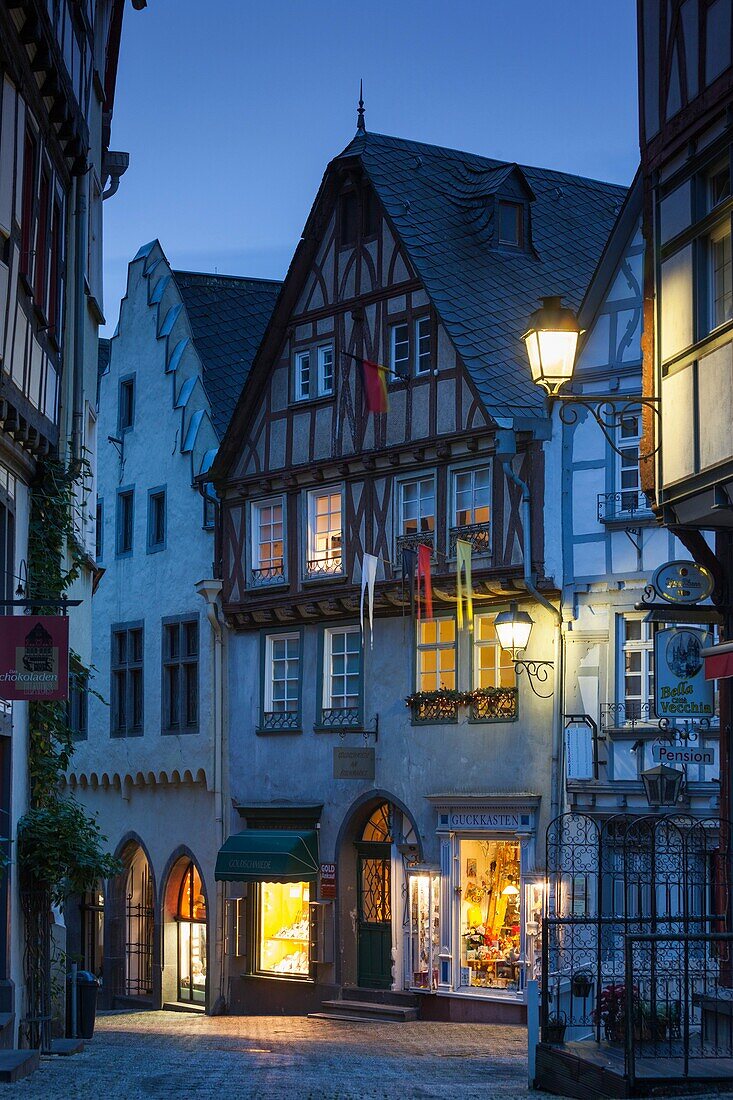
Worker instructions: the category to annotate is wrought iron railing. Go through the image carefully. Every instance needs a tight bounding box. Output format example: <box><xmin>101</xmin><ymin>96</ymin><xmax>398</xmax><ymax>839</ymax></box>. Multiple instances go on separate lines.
<box><xmin>449</xmin><ymin>522</ymin><xmax>491</xmax><ymax>556</ymax></box>
<box><xmin>411</xmin><ymin>694</ymin><xmax>459</xmax><ymax>722</ymax></box>
<box><xmin>395</xmin><ymin>531</ymin><xmax>435</xmax><ymax>560</ymax></box>
<box><xmin>597</xmin><ymin>491</ymin><xmax>654</xmax><ymax>523</ymax></box>
<box><xmin>319</xmin><ymin>706</ymin><xmax>361</xmax><ymax>729</ymax></box>
<box><xmin>470</xmin><ymin>687</ymin><xmax>518</xmax><ymax>721</ymax></box>
<box><xmin>601</xmin><ymin>701</ymin><xmax>661</xmax><ymax>730</ymax></box>
<box><xmin>306</xmin><ymin>556</ymin><xmax>343</xmax><ymax>578</ymax></box>
<box><xmin>260</xmin><ymin>710</ymin><xmax>300</xmax><ymax>732</ymax></box>
<box><xmin>250</xmin><ymin>565</ymin><xmax>285</xmax><ymax>587</ymax></box>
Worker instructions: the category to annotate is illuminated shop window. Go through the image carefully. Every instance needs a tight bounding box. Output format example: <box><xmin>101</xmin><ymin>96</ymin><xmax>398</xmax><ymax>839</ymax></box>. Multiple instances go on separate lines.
<box><xmin>177</xmin><ymin>862</ymin><xmax>206</xmax><ymax>1004</ymax></box>
<box><xmin>258</xmin><ymin>881</ymin><xmax>310</xmax><ymax>978</ymax></box>
<box><xmin>459</xmin><ymin>838</ymin><xmax>521</xmax><ymax>992</ymax></box>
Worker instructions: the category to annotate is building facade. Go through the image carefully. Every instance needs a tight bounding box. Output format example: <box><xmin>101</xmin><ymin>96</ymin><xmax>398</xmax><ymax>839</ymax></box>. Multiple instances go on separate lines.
<box><xmin>0</xmin><ymin>0</ymin><xmax>140</xmax><ymax>1045</ymax></box>
<box><xmin>210</xmin><ymin>127</ymin><xmax>625</xmax><ymax>1022</ymax></box>
<box><xmin>64</xmin><ymin>239</ymin><xmax>280</xmax><ymax>1012</ymax></box>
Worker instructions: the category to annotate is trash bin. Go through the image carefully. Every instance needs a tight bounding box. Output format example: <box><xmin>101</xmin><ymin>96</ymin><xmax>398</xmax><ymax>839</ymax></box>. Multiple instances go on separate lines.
<box><xmin>66</xmin><ymin>970</ymin><xmax>99</xmax><ymax>1040</ymax></box>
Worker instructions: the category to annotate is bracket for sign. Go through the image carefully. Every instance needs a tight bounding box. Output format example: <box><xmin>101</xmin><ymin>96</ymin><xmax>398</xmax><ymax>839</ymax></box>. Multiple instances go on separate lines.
<box><xmin>0</xmin><ymin>597</ymin><xmax>82</xmax><ymax>616</ymax></box>
<box><xmin>337</xmin><ymin>713</ymin><xmax>379</xmax><ymax>744</ymax></box>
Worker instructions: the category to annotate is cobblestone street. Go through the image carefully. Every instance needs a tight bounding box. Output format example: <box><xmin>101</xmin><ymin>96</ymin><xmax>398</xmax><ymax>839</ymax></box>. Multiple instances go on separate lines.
<box><xmin>6</xmin><ymin>1011</ymin><xmax>547</xmax><ymax>1099</ymax></box>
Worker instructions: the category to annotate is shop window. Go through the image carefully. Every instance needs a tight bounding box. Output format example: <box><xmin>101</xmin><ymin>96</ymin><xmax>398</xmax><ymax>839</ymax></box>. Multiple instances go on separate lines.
<box><xmin>111</xmin><ymin>623</ymin><xmax>143</xmax><ymax>737</ymax></box>
<box><xmin>473</xmin><ymin>614</ymin><xmax>516</xmax><ymax>689</ymax></box>
<box><xmin>407</xmin><ymin>870</ymin><xmax>441</xmax><ymax>990</ymax></box>
<box><xmin>258</xmin><ymin>881</ymin><xmax>310</xmax><ymax>977</ymax></box>
<box><xmin>177</xmin><ymin>862</ymin><xmax>206</xmax><ymax>1004</ymax></box>
<box><xmin>620</xmin><ymin>616</ymin><xmax>655</xmax><ymax>723</ymax></box>
<box><xmin>417</xmin><ymin>618</ymin><xmax>456</xmax><ymax>692</ymax></box>
<box><xmin>306</xmin><ymin>488</ymin><xmax>343</xmax><ymax>577</ymax></box>
<box><xmin>415</xmin><ymin>317</ymin><xmax>431</xmax><ymax>375</ymax></box>
<box><xmin>162</xmin><ymin>618</ymin><xmax>198</xmax><ymax>733</ymax></box>
<box><xmin>459</xmin><ymin>838</ymin><xmax>521</xmax><ymax>992</ymax></box>
<box><xmin>251</xmin><ymin>496</ymin><xmax>285</xmax><ymax>585</ymax></box>
<box><xmin>80</xmin><ymin>883</ymin><xmax>104</xmax><ymax>978</ymax></box>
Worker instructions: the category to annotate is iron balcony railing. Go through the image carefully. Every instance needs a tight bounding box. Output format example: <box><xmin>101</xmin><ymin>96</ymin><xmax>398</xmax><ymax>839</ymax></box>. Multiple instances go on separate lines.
<box><xmin>449</xmin><ymin>522</ymin><xmax>491</xmax><ymax>556</ymax></box>
<box><xmin>260</xmin><ymin>710</ymin><xmax>300</xmax><ymax>732</ymax></box>
<box><xmin>250</xmin><ymin>565</ymin><xmax>285</xmax><ymax>587</ymax></box>
<box><xmin>319</xmin><ymin>706</ymin><xmax>361</xmax><ymax>729</ymax></box>
<box><xmin>597</xmin><ymin>491</ymin><xmax>654</xmax><ymax>524</ymax></box>
<box><xmin>306</xmin><ymin>556</ymin><xmax>343</xmax><ymax>578</ymax></box>
<box><xmin>395</xmin><ymin>531</ymin><xmax>435</xmax><ymax>573</ymax></box>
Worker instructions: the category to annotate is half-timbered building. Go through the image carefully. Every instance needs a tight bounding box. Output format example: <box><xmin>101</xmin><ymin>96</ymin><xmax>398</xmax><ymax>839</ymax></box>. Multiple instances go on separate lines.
<box><xmin>0</xmin><ymin>0</ymin><xmax>141</xmax><ymax>1048</ymax></box>
<box><xmin>210</xmin><ymin>124</ymin><xmax>625</xmax><ymax>1022</ymax></box>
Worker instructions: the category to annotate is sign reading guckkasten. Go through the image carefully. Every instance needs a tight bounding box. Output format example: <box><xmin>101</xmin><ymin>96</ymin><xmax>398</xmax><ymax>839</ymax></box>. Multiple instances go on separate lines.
<box><xmin>654</xmin><ymin>627</ymin><xmax>714</xmax><ymax>719</ymax></box>
<box><xmin>0</xmin><ymin>615</ymin><xmax>69</xmax><ymax>701</ymax></box>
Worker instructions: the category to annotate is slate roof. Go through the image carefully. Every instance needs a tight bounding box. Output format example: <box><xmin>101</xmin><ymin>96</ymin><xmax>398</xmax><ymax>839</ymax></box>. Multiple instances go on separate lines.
<box><xmin>336</xmin><ymin>131</ymin><xmax>627</xmax><ymax>420</ymax></box>
<box><xmin>173</xmin><ymin>271</ymin><xmax>282</xmax><ymax>437</ymax></box>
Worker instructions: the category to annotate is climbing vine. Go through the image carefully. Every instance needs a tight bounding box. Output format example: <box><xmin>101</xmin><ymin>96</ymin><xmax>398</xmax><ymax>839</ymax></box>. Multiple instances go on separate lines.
<box><xmin>18</xmin><ymin>456</ymin><xmax>120</xmax><ymax>1048</ymax></box>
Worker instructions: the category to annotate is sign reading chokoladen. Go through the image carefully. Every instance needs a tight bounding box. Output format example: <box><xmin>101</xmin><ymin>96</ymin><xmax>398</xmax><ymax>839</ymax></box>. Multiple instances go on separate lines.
<box><xmin>651</xmin><ymin>561</ymin><xmax>715</xmax><ymax>605</ymax></box>
<box><xmin>0</xmin><ymin>615</ymin><xmax>69</xmax><ymax>701</ymax></box>
<box><xmin>333</xmin><ymin>746</ymin><xmax>375</xmax><ymax>780</ymax></box>
<box><xmin>654</xmin><ymin>627</ymin><xmax>714</xmax><ymax>720</ymax></box>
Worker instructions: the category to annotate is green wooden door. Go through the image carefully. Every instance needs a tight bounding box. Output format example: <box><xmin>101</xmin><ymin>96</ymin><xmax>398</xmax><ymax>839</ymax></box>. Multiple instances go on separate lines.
<box><xmin>356</xmin><ymin>844</ymin><xmax>392</xmax><ymax>988</ymax></box>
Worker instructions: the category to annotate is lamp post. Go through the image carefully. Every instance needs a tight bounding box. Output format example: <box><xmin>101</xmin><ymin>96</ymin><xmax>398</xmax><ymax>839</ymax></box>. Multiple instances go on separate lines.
<box><xmin>521</xmin><ymin>296</ymin><xmax>661</xmax><ymax>460</ymax></box>
<box><xmin>495</xmin><ymin>602</ymin><xmax>554</xmax><ymax>698</ymax></box>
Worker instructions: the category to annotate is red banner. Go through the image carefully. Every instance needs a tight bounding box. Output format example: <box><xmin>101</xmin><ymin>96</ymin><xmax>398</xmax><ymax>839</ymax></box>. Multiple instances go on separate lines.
<box><xmin>0</xmin><ymin>615</ymin><xmax>70</xmax><ymax>701</ymax></box>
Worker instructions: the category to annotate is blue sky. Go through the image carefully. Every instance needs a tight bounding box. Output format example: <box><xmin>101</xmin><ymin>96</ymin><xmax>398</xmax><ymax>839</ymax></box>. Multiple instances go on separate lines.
<box><xmin>103</xmin><ymin>0</ymin><xmax>639</xmax><ymax>331</ymax></box>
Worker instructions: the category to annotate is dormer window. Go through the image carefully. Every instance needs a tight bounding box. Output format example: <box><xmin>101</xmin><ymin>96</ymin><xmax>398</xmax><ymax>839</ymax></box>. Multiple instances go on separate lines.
<box><xmin>498</xmin><ymin>201</ymin><xmax>523</xmax><ymax>247</ymax></box>
<box><xmin>339</xmin><ymin>191</ymin><xmax>358</xmax><ymax>247</ymax></box>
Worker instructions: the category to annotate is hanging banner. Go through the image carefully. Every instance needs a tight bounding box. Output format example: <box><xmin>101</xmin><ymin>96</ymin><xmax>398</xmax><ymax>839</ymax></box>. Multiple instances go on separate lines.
<box><xmin>654</xmin><ymin>627</ymin><xmax>714</xmax><ymax>720</ymax></box>
<box><xmin>0</xmin><ymin>615</ymin><xmax>69</xmax><ymax>701</ymax></box>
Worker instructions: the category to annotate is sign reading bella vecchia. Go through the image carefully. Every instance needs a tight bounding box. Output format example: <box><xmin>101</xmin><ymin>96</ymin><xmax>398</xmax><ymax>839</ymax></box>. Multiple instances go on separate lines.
<box><xmin>654</xmin><ymin>627</ymin><xmax>714</xmax><ymax>720</ymax></box>
<box><xmin>0</xmin><ymin>616</ymin><xmax>69</xmax><ymax>701</ymax></box>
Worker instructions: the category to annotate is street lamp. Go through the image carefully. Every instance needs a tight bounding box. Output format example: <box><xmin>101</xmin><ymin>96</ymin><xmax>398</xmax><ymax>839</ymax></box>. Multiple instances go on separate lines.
<box><xmin>641</xmin><ymin>763</ymin><xmax>685</xmax><ymax>807</ymax></box>
<box><xmin>495</xmin><ymin>603</ymin><xmax>554</xmax><ymax>698</ymax></box>
<box><xmin>521</xmin><ymin>295</ymin><xmax>661</xmax><ymax>459</ymax></box>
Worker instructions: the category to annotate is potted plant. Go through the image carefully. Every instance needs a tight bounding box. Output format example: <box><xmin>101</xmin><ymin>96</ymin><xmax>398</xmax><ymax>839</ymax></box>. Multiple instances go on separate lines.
<box><xmin>593</xmin><ymin>982</ymin><xmax>639</xmax><ymax>1043</ymax></box>
<box><xmin>544</xmin><ymin>1011</ymin><xmax>567</xmax><ymax>1044</ymax></box>
<box><xmin>571</xmin><ymin>969</ymin><xmax>593</xmax><ymax>999</ymax></box>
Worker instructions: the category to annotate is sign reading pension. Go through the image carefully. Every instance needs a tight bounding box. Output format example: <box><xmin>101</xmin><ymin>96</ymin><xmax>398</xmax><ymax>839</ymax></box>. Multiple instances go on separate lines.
<box><xmin>0</xmin><ymin>615</ymin><xmax>69</xmax><ymax>701</ymax></box>
<box><xmin>654</xmin><ymin>627</ymin><xmax>714</xmax><ymax>720</ymax></box>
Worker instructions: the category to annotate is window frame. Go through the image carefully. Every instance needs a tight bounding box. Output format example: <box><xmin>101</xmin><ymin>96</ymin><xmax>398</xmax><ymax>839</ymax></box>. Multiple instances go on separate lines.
<box><xmin>259</xmin><ymin>629</ymin><xmax>303</xmax><ymax>734</ymax></box>
<box><xmin>110</xmin><ymin>621</ymin><xmax>144</xmax><ymax>738</ymax></box>
<box><xmin>305</xmin><ymin>485</ymin><xmax>344</xmax><ymax>579</ymax></box>
<box><xmin>616</xmin><ymin>413</ymin><xmax>644</xmax><ymax>515</ymax></box>
<box><xmin>319</xmin><ymin>625</ymin><xmax>362</xmax><ymax>727</ymax></box>
<box><xmin>498</xmin><ymin>200</ymin><xmax>523</xmax><ymax>247</ymax></box>
<box><xmin>389</xmin><ymin>322</ymin><xmax>410</xmax><ymax>380</ymax></box>
<box><xmin>161</xmin><ymin>615</ymin><xmax>199</xmax><ymax>735</ymax></box>
<box><xmin>118</xmin><ymin>374</ymin><xmax>136</xmax><ymax>432</ymax></box>
<box><xmin>708</xmin><ymin>215</ymin><xmax>733</xmax><ymax>333</ymax></box>
<box><xmin>339</xmin><ymin>190</ymin><xmax>358</xmax><ymax>248</ymax></box>
<box><xmin>317</xmin><ymin>343</ymin><xmax>334</xmax><ymax>396</ymax></box>
<box><xmin>415</xmin><ymin>616</ymin><xmax>458</xmax><ymax>695</ymax></box>
<box><xmin>471</xmin><ymin>612</ymin><xmax>517</xmax><ymax>692</ymax></box>
<box><xmin>250</xmin><ymin>494</ymin><xmax>286</xmax><ymax>586</ymax></box>
<box><xmin>396</xmin><ymin>473</ymin><xmax>436</xmax><ymax>538</ymax></box>
<box><xmin>95</xmin><ymin>497</ymin><xmax>103</xmax><ymax>562</ymax></box>
<box><xmin>146</xmin><ymin>486</ymin><xmax>166</xmax><ymax>554</ymax></box>
<box><xmin>67</xmin><ymin>667</ymin><xmax>89</xmax><ymax>741</ymax></box>
<box><xmin>19</xmin><ymin>128</ymin><xmax>37</xmax><ymax>284</ymax></box>
<box><xmin>619</xmin><ymin>615</ymin><xmax>656</xmax><ymax>725</ymax></box>
<box><xmin>115</xmin><ymin>486</ymin><xmax>134</xmax><ymax>558</ymax></box>
<box><xmin>414</xmin><ymin>316</ymin><xmax>432</xmax><ymax>376</ymax></box>
<box><xmin>450</xmin><ymin>461</ymin><xmax>492</xmax><ymax>541</ymax></box>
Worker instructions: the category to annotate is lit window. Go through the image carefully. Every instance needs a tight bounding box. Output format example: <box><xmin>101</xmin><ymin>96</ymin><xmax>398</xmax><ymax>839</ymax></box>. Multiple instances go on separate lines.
<box><xmin>264</xmin><ymin>633</ymin><xmax>300</xmax><ymax>715</ymax></box>
<box><xmin>498</xmin><ymin>201</ymin><xmax>522</xmax><ymax>246</ymax></box>
<box><xmin>390</xmin><ymin>323</ymin><xmax>409</xmax><ymax>378</ymax></box>
<box><xmin>324</xmin><ymin>626</ymin><xmax>361</xmax><ymax>710</ymax></box>
<box><xmin>474</xmin><ymin>614</ymin><xmax>515</xmax><ymax>689</ymax></box>
<box><xmin>415</xmin><ymin>317</ymin><xmax>431</xmax><ymax>375</ymax></box>
<box><xmin>417</xmin><ymin>618</ymin><xmax>456</xmax><ymax>691</ymax></box>
<box><xmin>307</xmin><ymin>488</ymin><xmax>343</xmax><ymax>576</ymax></box>
<box><xmin>618</xmin><ymin>415</ymin><xmax>642</xmax><ymax>513</ymax></box>
<box><xmin>459</xmin><ymin>838</ymin><xmax>521</xmax><ymax>990</ymax></box>
<box><xmin>294</xmin><ymin>350</ymin><xmax>310</xmax><ymax>401</ymax></box>
<box><xmin>399</xmin><ymin>477</ymin><xmax>435</xmax><ymax>535</ymax></box>
<box><xmin>318</xmin><ymin>344</ymin><xmax>334</xmax><ymax>395</ymax></box>
<box><xmin>251</xmin><ymin>497</ymin><xmax>285</xmax><ymax>583</ymax></box>
<box><xmin>621</xmin><ymin>616</ymin><xmax>655</xmax><ymax>723</ymax></box>
<box><xmin>453</xmin><ymin>466</ymin><xmax>490</xmax><ymax>528</ymax></box>
<box><xmin>258</xmin><ymin>881</ymin><xmax>310</xmax><ymax>976</ymax></box>
<box><xmin>710</xmin><ymin>221</ymin><xmax>732</xmax><ymax>330</ymax></box>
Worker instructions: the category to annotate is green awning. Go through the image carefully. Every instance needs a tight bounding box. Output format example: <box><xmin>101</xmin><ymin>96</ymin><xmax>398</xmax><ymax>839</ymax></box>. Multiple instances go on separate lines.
<box><xmin>215</xmin><ymin>829</ymin><xmax>319</xmax><ymax>883</ymax></box>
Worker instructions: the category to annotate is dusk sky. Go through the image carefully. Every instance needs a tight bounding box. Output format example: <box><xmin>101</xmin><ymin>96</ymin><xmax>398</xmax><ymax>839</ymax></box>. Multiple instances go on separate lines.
<box><xmin>103</xmin><ymin>0</ymin><xmax>639</xmax><ymax>332</ymax></box>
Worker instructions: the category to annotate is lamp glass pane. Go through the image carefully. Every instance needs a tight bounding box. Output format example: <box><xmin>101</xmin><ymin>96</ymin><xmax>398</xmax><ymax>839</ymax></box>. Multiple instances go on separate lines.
<box><xmin>495</xmin><ymin>614</ymin><xmax>532</xmax><ymax>656</ymax></box>
<box><xmin>536</xmin><ymin>330</ymin><xmax>579</xmax><ymax>388</ymax></box>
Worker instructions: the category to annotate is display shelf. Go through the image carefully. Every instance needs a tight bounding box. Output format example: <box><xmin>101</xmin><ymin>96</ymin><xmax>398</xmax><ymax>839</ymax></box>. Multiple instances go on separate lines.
<box><xmin>267</xmin><ymin>934</ymin><xmax>309</xmax><ymax>943</ymax></box>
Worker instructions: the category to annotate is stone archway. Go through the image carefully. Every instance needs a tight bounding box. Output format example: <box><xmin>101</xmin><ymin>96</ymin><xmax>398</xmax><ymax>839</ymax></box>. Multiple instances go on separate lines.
<box><xmin>334</xmin><ymin>790</ymin><xmax>423</xmax><ymax>991</ymax></box>
<box><xmin>160</xmin><ymin>848</ymin><xmax>209</xmax><ymax>1009</ymax></box>
<box><xmin>105</xmin><ymin>834</ymin><xmax>157</xmax><ymax>1006</ymax></box>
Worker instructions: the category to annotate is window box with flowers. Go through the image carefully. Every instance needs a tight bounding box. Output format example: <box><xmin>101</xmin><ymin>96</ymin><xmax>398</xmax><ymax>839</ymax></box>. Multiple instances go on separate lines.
<box><xmin>405</xmin><ymin>688</ymin><xmax>518</xmax><ymax>725</ymax></box>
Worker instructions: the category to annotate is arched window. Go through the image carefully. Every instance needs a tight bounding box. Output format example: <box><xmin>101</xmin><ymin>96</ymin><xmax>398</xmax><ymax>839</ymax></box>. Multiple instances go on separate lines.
<box><xmin>361</xmin><ymin>803</ymin><xmax>392</xmax><ymax>843</ymax></box>
<box><xmin>177</xmin><ymin>862</ymin><xmax>206</xmax><ymax>1003</ymax></box>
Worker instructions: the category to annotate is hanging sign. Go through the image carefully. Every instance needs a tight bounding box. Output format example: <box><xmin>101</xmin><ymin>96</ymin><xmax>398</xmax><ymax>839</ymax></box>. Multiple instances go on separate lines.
<box><xmin>333</xmin><ymin>747</ymin><xmax>375</xmax><ymax>780</ymax></box>
<box><xmin>320</xmin><ymin>863</ymin><xmax>337</xmax><ymax>899</ymax></box>
<box><xmin>565</xmin><ymin>720</ymin><xmax>594</xmax><ymax>780</ymax></box>
<box><xmin>652</xmin><ymin>742</ymin><xmax>716</xmax><ymax>767</ymax></box>
<box><xmin>654</xmin><ymin>627</ymin><xmax>714</xmax><ymax>719</ymax></box>
<box><xmin>0</xmin><ymin>615</ymin><xmax>69</xmax><ymax>701</ymax></box>
<box><xmin>651</xmin><ymin>561</ymin><xmax>714</xmax><ymax>605</ymax></box>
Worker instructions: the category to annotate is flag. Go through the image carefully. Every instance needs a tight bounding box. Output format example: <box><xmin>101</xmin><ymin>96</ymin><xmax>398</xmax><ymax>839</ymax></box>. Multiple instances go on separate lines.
<box><xmin>417</xmin><ymin>543</ymin><xmax>433</xmax><ymax>621</ymax></box>
<box><xmin>360</xmin><ymin>553</ymin><xmax>378</xmax><ymax>649</ymax></box>
<box><xmin>456</xmin><ymin>539</ymin><xmax>473</xmax><ymax>632</ymax></box>
<box><xmin>361</xmin><ymin>359</ymin><xmax>389</xmax><ymax>414</ymax></box>
<box><xmin>402</xmin><ymin>547</ymin><xmax>416</xmax><ymax>629</ymax></box>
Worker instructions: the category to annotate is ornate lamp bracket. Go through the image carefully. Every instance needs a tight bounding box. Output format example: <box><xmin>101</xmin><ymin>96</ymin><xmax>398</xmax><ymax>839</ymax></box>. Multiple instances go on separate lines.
<box><xmin>513</xmin><ymin>659</ymin><xmax>555</xmax><ymax>699</ymax></box>
<box><xmin>554</xmin><ymin>394</ymin><xmax>661</xmax><ymax>460</ymax></box>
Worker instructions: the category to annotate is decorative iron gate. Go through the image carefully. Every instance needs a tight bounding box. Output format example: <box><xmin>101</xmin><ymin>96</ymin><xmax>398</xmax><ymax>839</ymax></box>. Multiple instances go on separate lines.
<box><xmin>541</xmin><ymin>813</ymin><xmax>733</xmax><ymax>1080</ymax></box>
<box><xmin>125</xmin><ymin>865</ymin><xmax>153</xmax><ymax>997</ymax></box>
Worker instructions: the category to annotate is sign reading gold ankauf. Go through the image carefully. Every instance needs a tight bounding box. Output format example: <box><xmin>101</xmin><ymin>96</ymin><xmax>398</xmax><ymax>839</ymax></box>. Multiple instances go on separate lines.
<box><xmin>0</xmin><ymin>615</ymin><xmax>69</xmax><ymax>701</ymax></box>
<box><xmin>654</xmin><ymin>627</ymin><xmax>714</xmax><ymax>720</ymax></box>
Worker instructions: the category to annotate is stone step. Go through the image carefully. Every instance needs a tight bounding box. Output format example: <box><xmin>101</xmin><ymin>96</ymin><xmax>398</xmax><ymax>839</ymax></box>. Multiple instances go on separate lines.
<box><xmin>50</xmin><ymin>1037</ymin><xmax>84</xmax><ymax>1056</ymax></box>
<box><xmin>341</xmin><ymin>986</ymin><xmax>419</xmax><ymax>1008</ymax></box>
<box><xmin>316</xmin><ymin>999</ymin><xmax>418</xmax><ymax>1022</ymax></box>
<box><xmin>0</xmin><ymin>1050</ymin><xmax>40</xmax><ymax>1083</ymax></box>
<box><xmin>308</xmin><ymin>1011</ymin><xmax>385</xmax><ymax>1024</ymax></box>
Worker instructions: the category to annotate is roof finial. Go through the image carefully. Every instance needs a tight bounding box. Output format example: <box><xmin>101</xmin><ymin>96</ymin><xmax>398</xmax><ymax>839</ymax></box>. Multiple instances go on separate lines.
<box><xmin>357</xmin><ymin>79</ymin><xmax>366</xmax><ymax>133</ymax></box>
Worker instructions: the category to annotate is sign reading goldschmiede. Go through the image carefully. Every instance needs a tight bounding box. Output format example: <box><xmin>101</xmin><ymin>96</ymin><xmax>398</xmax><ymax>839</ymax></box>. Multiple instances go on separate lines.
<box><xmin>654</xmin><ymin>627</ymin><xmax>714</xmax><ymax>719</ymax></box>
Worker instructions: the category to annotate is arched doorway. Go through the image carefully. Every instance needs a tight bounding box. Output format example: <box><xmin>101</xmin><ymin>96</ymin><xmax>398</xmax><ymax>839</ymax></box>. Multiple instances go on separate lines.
<box><xmin>356</xmin><ymin>803</ymin><xmax>393</xmax><ymax>989</ymax></box>
<box><xmin>176</xmin><ymin>861</ymin><xmax>207</xmax><ymax>1004</ymax></box>
<box><xmin>80</xmin><ymin>881</ymin><xmax>104</xmax><ymax>979</ymax></box>
<box><xmin>125</xmin><ymin>847</ymin><xmax>154</xmax><ymax>997</ymax></box>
